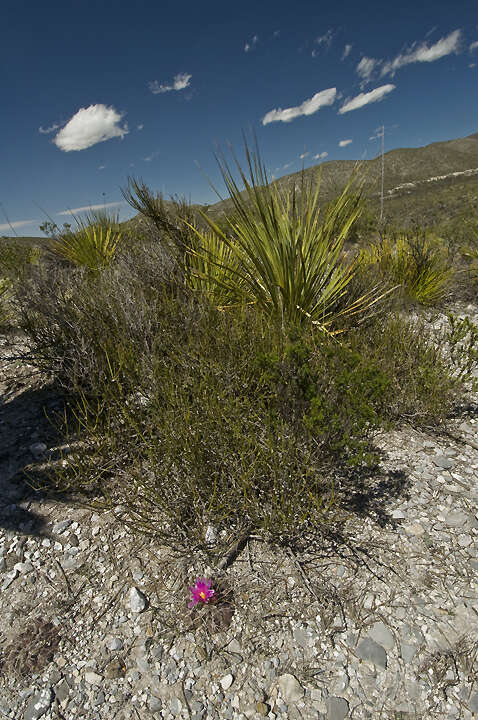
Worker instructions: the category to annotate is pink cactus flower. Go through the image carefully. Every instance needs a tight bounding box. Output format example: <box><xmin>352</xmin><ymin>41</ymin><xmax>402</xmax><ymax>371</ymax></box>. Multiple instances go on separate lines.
<box><xmin>188</xmin><ymin>577</ymin><xmax>215</xmax><ymax>609</ymax></box>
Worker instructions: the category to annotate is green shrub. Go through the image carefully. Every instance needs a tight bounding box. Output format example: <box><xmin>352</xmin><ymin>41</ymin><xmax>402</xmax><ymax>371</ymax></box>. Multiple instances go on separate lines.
<box><xmin>348</xmin><ymin>313</ymin><xmax>476</xmax><ymax>423</ymax></box>
<box><xmin>252</xmin><ymin>335</ymin><xmax>390</xmax><ymax>466</ymax></box>
<box><xmin>336</xmin><ymin>195</ymin><xmax>378</xmax><ymax>246</ymax></box>
<box><xmin>461</xmin><ymin>233</ymin><xmax>478</xmax><ymax>290</ymax></box>
<box><xmin>359</xmin><ymin>228</ymin><xmax>452</xmax><ymax>306</ymax></box>
<box><xmin>0</xmin><ymin>240</ymin><xmax>41</xmax><ymax>282</ymax></box>
<box><xmin>48</xmin><ymin>305</ymin><xmax>391</xmax><ymax>548</ymax></box>
<box><xmin>121</xmin><ymin>183</ymin><xmax>211</xmax><ymax>269</ymax></box>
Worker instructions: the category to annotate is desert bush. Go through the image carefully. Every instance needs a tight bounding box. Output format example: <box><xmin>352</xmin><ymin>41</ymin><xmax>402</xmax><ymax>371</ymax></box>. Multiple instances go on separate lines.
<box><xmin>121</xmin><ymin>183</ymin><xmax>211</xmax><ymax>269</ymax></box>
<box><xmin>359</xmin><ymin>228</ymin><xmax>452</xmax><ymax>306</ymax></box>
<box><xmin>0</xmin><ymin>240</ymin><xmax>42</xmax><ymax>328</ymax></box>
<box><xmin>13</xmin><ymin>134</ymin><xmax>477</xmax><ymax>550</ymax></box>
<box><xmin>80</xmin><ymin>208</ymin><xmax>121</xmax><ymax>232</ymax></box>
<box><xmin>435</xmin><ymin>212</ymin><xmax>478</xmax><ymax>256</ymax></box>
<box><xmin>40</xmin><ymin>297</ymin><xmax>388</xmax><ymax>547</ymax></box>
<box><xmin>347</xmin><ymin>313</ymin><xmax>476</xmax><ymax>424</ymax></box>
<box><xmin>14</xmin><ymin>235</ymin><xmax>476</xmax><ymax>549</ymax></box>
<box><xmin>443</xmin><ymin>313</ymin><xmax>478</xmax><ymax>391</ymax></box>
<box><xmin>336</xmin><ymin>195</ymin><xmax>378</xmax><ymax>246</ymax></box>
<box><xmin>15</xmin><ymin>242</ymin><xmax>178</xmax><ymax>393</ymax></box>
<box><xmin>40</xmin><ymin>208</ymin><xmax>120</xmax><ymax>240</ymax></box>
<box><xmin>0</xmin><ymin>240</ymin><xmax>41</xmax><ymax>282</ymax></box>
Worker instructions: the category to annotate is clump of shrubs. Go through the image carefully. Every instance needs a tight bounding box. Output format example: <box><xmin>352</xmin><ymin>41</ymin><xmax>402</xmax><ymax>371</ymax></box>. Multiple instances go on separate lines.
<box><xmin>8</xmin><ymin>143</ymin><xmax>478</xmax><ymax>550</ymax></box>
<box><xmin>0</xmin><ymin>240</ymin><xmax>41</xmax><ymax>281</ymax></box>
<box><xmin>358</xmin><ymin>227</ymin><xmax>452</xmax><ymax>306</ymax></box>
<box><xmin>14</xmin><ymin>235</ymin><xmax>475</xmax><ymax>550</ymax></box>
<box><xmin>0</xmin><ymin>239</ymin><xmax>42</xmax><ymax>328</ymax></box>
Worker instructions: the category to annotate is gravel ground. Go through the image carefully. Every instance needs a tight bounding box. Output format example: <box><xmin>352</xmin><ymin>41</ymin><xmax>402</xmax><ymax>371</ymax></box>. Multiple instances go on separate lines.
<box><xmin>0</xmin><ymin>303</ymin><xmax>477</xmax><ymax>720</ymax></box>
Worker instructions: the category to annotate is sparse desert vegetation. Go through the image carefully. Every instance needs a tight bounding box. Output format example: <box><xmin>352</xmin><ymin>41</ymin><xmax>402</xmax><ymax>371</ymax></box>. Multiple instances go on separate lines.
<box><xmin>2</xmin><ymin>142</ymin><xmax>477</xmax><ymax>551</ymax></box>
<box><xmin>1</xmin><ymin>141</ymin><xmax>478</xmax><ymax>720</ymax></box>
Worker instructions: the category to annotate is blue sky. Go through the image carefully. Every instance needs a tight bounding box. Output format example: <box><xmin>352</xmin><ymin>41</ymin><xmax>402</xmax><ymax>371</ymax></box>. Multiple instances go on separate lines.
<box><xmin>1</xmin><ymin>0</ymin><xmax>478</xmax><ymax>236</ymax></box>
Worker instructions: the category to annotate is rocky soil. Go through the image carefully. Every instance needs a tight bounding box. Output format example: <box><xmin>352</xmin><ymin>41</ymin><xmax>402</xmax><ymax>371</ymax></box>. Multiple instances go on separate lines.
<box><xmin>0</xmin><ymin>304</ymin><xmax>478</xmax><ymax>720</ymax></box>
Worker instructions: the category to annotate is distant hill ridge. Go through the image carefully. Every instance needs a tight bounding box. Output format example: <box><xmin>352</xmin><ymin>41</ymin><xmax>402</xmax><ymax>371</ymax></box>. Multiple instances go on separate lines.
<box><xmin>8</xmin><ymin>130</ymin><xmax>478</xmax><ymax>242</ymax></box>
<box><xmin>204</xmin><ymin>130</ymin><xmax>478</xmax><ymax>227</ymax></box>
<box><xmin>207</xmin><ymin>131</ymin><xmax>478</xmax><ymax>207</ymax></box>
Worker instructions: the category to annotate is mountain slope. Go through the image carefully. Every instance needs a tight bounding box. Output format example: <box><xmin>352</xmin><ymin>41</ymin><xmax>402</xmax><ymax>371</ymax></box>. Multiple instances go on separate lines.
<box><xmin>204</xmin><ymin>131</ymin><xmax>478</xmax><ymax>228</ymax></box>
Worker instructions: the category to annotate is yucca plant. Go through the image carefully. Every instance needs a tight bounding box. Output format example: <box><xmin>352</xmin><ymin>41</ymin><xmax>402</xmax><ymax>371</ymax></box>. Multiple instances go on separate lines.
<box><xmin>80</xmin><ymin>208</ymin><xmax>121</xmax><ymax>232</ymax></box>
<box><xmin>49</xmin><ymin>223</ymin><xmax>122</xmax><ymax>272</ymax></box>
<box><xmin>121</xmin><ymin>180</ymin><xmax>249</xmax><ymax>303</ymax></box>
<box><xmin>182</xmin><ymin>140</ymin><xmax>391</xmax><ymax>332</ymax></box>
<box><xmin>185</xmin><ymin>230</ymin><xmax>245</xmax><ymax>306</ymax></box>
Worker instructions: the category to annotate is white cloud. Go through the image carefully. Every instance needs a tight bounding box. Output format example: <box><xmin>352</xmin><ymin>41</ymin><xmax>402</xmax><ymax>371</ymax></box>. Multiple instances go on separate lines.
<box><xmin>470</xmin><ymin>40</ymin><xmax>478</xmax><ymax>52</ymax></box>
<box><xmin>470</xmin><ymin>63</ymin><xmax>477</xmax><ymax>68</ymax></box>
<box><xmin>57</xmin><ymin>201</ymin><xmax>125</xmax><ymax>216</ymax></box>
<box><xmin>316</xmin><ymin>29</ymin><xmax>333</xmax><ymax>49</ymax></box>
<box><xmin>143</xmin><ymin>151</ymin><xmax>160</xmax><ymax>162</ymax></box>
<box><xmin>137</xmin><ymin>123</ymin><xmax>144</xmax><ymax>130</ymax></box>
<box><xmin>356</xmin><ymin>56</ymin><xmax>380</xmax><ymax>83</ymax></box>
<box><xmin>0</xmin><ymin>219</ymin><xmax>36</xmax><ymax>232</ymax></box>
<box><xmin>149</xmin><ymin>72</ymin><xmax>192</xmax><ymax>94</ymax></box>
<box><xmin>381</xmin><ymin>29</ymin><xmax>461</xmax><ymax>76</ymax></box>
<box><xmin>339</xmin><ymin>139</ymin><xmax>352</xmax><ymax>147</ymax></box>
<box><xmin>53</xmin><ymin>105</ymin><xmax>128</xmax><ymax>152</ymax></box>
<box><xmin>338</xmin><ymin>84</ymin><xmax>395</xmax><ymax>114</ymax></box>
<box><xmin>262</xmin><ymin>87</ymin><xmax>336</xmax><ymax>125</ymax></box>
<box><xmin>342</xmin><ymin>44</ymin><xmax>352</xmax><ymax>60</ymax></box>
<box><xmin>299</xmin><ymin>151</ymin><xmax>309</xmax><ymax>159</ymax></box>
<box><xmin>39</xmin><ymin>122</ymin><xmax>61</xmax><ymax>135</ymax></box>
<box><xmin>98</xmin><ymin>165</ymin><xmax>106</xmax><ymax>170</ymax></box>
<box><xmin>244</xmin><ymin>34</ymin><xmax>258</xmax><ymax>52</ymax></box>
<box><xmin>173</xmin><ymin>73</ymin><xmax>191</xmax><ymax>90</ymax></box>
<box><xmin>313</xmin><ymin>151</ymin><xmax>328</xmax><ymax>160</ymax></box>
<box><xmin>283</xmin><ymin>163</ymin><xmax>292</xmax><ymax>169</ymax></box>
<box><xmin>273</xmin><ymin>30</ymin><xmax>280</xmax><ymax>39</ymax></box>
